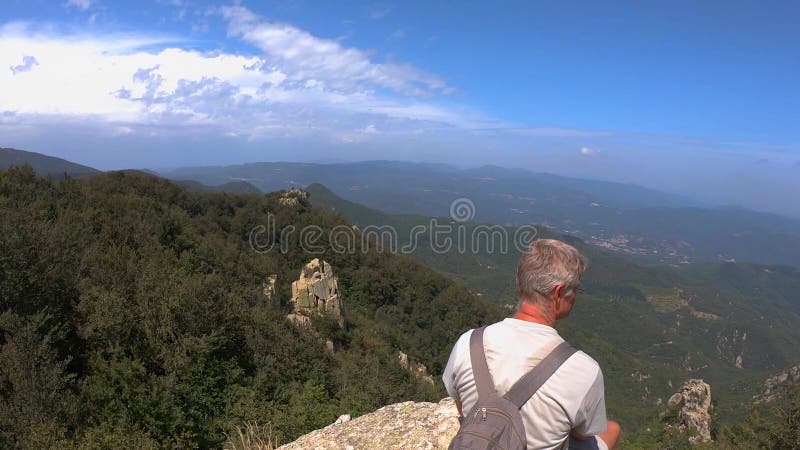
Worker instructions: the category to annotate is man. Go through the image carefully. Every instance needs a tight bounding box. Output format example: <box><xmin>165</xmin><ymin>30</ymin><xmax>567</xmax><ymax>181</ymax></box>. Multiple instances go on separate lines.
<box><xmin>443</xmin><ymin>239</ymin><xmax>621</xmax><ymax>450</ymax></box>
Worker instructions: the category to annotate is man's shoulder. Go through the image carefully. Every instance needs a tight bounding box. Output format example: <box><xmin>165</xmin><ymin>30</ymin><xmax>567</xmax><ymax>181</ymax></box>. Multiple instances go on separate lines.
<box><xmin>561</xmin><ymin>348</ymin><xmax>603</xmax><ymax>387</ymax></box>
<box><xmin>569</xmin><ymin>350</ymin><xmax>601</xmax><ymax>374</ymax></box>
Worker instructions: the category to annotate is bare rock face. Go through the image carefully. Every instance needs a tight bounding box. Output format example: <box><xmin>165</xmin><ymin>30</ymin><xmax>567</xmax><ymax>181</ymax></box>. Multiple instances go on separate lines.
<box><xmin>398</xmin><ymin>351</ymin><xmax>435</xmax><ymax>385</ymax></box>
<box><xmin>280</xmin><ymin>398</ymin><xmax>459</xmax><ymax>450</ymax></box>
<box><xmin>667</xmin><ymin>379</ymin><xmax>713</xmax><ymax>444</ymax></box>
<box><xmin>289</xmin><ymin>258</ymin><xmax>344</xmax><ymax>326</ymax></box>
<box><xmin>279</xmin><ymin>188</ymin><xmax>308</xmax><ymax>206</ymax></box>
<box><xmin>755</xmin><ymin>364</ymin><xmax>800</xmax><ymax>404</ymax></box>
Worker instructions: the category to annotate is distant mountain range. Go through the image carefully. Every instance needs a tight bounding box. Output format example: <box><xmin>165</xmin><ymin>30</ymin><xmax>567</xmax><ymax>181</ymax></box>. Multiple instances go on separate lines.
<box><xmin>162</xmin><ymin>160</ymin><xmax>800</xmax><ymax>268</ymax></box>
<box><xmin>5</xmin><ymin>147</ymin><xmax>799</xmax><ymax>268</ymax></box>
<box><xmin>173</xmin><ymin>179</ymin><xmax>261</xmax><ymax>194</ymax></box>
<box><xmin>0</xmin><ymin>148</ymin><xmax>261</xmax><ymax>194</ymax></box>
<box><xmin>0</xmin><ymin>147</ymin><xmax>99</xmax><ymax>177</ymax></box>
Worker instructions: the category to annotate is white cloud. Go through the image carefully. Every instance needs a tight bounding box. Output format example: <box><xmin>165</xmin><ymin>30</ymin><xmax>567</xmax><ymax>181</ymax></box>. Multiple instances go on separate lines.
<box><xmin>219</xmin><ymin>6</ymin><xmax>448</xmax><ymax>97</ymax></box>
<box><xmin>9</xmin><ymin>55</ymin><xmax>38</xmax><ymax>74</ymax></box>
<box><xmin>66</xmin><ymin>0</ymin><xmax>93</xmax><ymax>11</ymax></box>
<box><xmin>0</xmin><ymin>19</ymin><xmax>487</xmax><ymax>145</ymax></box>
<box><xmin>0</xmin><ymin>27</ymin><xmax>282</xmax><ymax>121</ymax></box>
<box><xmin>580</xmin><ymin>146</ymin><xmax>599</xmax><ymax>156</ymax></box>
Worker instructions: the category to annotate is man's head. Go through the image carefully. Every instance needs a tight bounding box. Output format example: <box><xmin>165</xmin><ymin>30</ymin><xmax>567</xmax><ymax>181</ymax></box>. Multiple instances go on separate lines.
<box><xmin>516</xmin><ymin>239</ymin><xmax>588</xmax><ymax>320</ymax></box>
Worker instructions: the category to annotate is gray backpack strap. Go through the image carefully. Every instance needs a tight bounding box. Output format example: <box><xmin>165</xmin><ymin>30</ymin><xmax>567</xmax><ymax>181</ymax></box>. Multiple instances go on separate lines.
<box><xmin>469</xmin><ymin>327</ymin><xmax>497</xmax><ymax>399</ymax></box>
<box><xmin>503</xmin><ymin>341</ymin><xmax>578</xmax><ymax>408</ymax></box>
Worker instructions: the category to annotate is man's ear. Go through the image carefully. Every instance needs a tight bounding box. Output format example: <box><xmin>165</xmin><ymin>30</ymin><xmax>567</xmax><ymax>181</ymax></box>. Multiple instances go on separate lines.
<box><xmin>553</xmin><ymin>284</ymin><xmax>565</xmax><ymax>299</ymax></box>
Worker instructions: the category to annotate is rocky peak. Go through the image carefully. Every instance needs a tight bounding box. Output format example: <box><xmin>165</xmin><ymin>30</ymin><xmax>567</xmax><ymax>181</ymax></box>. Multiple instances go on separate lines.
<box><xmin>278</xmin><ymin>188</ymin><xmax>308</xmax><ymax>206</ymax></box>
<box><xmin>289</xmin><ymin>258</ymin><xmax>345</xmax><ymax>326</ymax></box>
<box><xmin>667</xmin><ymin>379</ymin><xmax>713</xmax><ymax>444</ymax></box>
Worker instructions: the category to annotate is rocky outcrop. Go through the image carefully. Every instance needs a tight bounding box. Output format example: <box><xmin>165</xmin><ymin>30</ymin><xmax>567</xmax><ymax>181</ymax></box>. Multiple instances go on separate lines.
<box><xmin>262</xmin><ymin>274</ymin><xmax>277</xmax><ymax>301</ymax></box>
<box><xmin>279</xmin><ymin>188</ymin><xmax>308</xmax><ymax>206</ymax></box>
<box><xmin>667</xmin><ymin>379</ymin><xmax>713</xmax><ymax>444</ymax></box>
<box><xmin>398</xmin><ymin>351</ymin><xmax>434</xmax><ymax>385</ymax></box>
<box><xmin>280</xmin><ymin>398</ymin><xmax>459</xmax><ymax>449</ymax></box>
<box><xmin>289</xmin><ymin>258</ymin><xmax>345</xmax><ymax>326</ymax></box>
<box><xmin>754</xmin><ymin>364</ymin><xmax>800</xmax><ymax>404</ymax></box>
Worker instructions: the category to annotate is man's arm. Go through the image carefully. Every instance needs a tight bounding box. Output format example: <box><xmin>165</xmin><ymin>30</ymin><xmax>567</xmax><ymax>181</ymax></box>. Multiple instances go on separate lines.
<box><xmin>442</xmin><ymin>331</ymin><xmax>469</xmax><ymax>416</ymax></box>
<box><xmin>570</xmin><ymin>422</ymin><xmax>621</xmax><ymax>450</ymax></box>
<box><xmin>571</xmin><ymin>368</ymin><xmax>621</xmax><ymax>449</ymax></box>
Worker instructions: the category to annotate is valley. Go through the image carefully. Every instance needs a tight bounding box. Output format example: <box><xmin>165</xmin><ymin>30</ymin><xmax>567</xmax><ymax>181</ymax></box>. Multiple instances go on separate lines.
<box><xmin>161</xmin><ymin>161</ymin><xmax>800</xmax><ymax>268</ymax></box>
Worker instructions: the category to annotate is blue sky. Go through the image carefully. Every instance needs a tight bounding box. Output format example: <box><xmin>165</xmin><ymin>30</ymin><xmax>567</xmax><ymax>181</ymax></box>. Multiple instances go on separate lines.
<box><xmin>1</xmin><ymin>0</ymin><xmax>798</xmax><ymax>215</ymax></box>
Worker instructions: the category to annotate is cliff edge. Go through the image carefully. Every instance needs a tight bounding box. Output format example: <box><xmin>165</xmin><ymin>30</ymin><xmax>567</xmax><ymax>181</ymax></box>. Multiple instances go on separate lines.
<box><xmin>280</xmin><ymin>398</ymin><xmax>459</xmax><ymax>449</ymax></box>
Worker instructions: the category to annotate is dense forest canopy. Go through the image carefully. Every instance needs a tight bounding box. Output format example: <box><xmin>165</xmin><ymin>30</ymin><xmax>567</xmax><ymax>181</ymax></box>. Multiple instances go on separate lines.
<box><xmin>2</xmin><ymin>166</ymin><xmax>800</xmax><ymax>449</ymax></box>
<box><xmin>0</xmin><ymin>167</ymin><xmax>500</xmax><ymax>448</ymax></box>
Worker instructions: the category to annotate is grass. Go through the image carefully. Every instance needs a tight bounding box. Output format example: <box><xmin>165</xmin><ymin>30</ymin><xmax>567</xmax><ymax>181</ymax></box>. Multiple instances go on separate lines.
<box><xmin>224</xmin><ymin>422</ymin><xmax>279</xmax><ymax>450</ymax></box>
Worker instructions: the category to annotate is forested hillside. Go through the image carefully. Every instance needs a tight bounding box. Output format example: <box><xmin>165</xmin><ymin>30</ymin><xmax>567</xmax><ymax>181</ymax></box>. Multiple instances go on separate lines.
<box><xmin>0</xmin><ymin>167</ymin><xmax>501</xmax><ymax>448</ymax></box>
<box><xmin>3</xmin><ymin>165</ymin><xmax>799</xmax><ymax>448</ymax></box>
<box><xmin>0</xmin><ymin>148</ymin><xmax>99</xmax><ymax>177</ymax></box>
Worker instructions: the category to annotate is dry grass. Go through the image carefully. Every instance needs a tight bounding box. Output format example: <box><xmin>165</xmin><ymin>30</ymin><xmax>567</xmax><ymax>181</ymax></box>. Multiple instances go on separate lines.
<box><xmin>224</xmin><ymin>422</ymin><xmax>280</xmax><ymax>450</ymax></box>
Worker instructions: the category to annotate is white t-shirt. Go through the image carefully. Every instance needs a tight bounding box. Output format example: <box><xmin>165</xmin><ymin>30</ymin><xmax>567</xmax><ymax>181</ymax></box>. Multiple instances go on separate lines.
<box><xmin>442</xmin><ymin>318</ymin><xmax>607</xmax><ymax>450</ymax></box>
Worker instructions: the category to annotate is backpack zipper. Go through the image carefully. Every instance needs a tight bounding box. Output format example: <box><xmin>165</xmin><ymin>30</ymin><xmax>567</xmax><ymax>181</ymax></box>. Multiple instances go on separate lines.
<box><xmin>484</xmin><ymin>407</ymin><xmax>525</xmax><ymax>444</ymax></box>
<box><xmin>468</xmin><ymin>405</ymin><xmax>525</xmax><ymax>446</ymax></box>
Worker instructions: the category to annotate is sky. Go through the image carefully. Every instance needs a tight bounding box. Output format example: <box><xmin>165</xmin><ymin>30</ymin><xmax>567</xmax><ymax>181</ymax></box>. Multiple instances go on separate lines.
<box><xmin>1</xmin><ymin>0</ymin><xmax>798</xmax><ymax>216</ymax></box>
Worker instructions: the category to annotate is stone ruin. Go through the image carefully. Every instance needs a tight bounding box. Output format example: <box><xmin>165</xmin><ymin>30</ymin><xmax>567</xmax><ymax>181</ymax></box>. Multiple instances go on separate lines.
<box><xmin>288</xmin><ymin>258</ymin><xmax>345</xmax><ymax>327</ymax></box>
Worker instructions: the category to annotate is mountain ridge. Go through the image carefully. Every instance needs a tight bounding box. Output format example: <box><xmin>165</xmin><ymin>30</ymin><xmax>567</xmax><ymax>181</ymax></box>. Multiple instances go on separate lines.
<box><xmin>0</xmin><ymin>147</ymin><xmax>99</xmax><ymax>176</ymax></box>
<box><xmin>160</xmin><ymin>159</ymin><xmax>800</xmax><ymax>268</ymax></box>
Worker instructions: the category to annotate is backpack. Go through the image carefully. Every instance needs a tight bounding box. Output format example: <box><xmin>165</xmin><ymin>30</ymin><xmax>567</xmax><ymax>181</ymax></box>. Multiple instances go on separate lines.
<box><xmin>448</xmin><ymin>326</ymin><xmax>577</xmax><ymax>450</ymax></box>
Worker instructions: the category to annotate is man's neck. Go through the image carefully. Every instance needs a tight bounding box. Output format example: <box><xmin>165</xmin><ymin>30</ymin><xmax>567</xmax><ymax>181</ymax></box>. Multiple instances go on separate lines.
<box><xmin>512</xmin><ymin>301</ymin><xmax>556</xmax><ymax>328</ymax></box>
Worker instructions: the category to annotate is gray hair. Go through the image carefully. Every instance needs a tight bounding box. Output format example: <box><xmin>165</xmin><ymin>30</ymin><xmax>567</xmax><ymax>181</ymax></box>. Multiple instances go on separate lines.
<box><xmin>516</xmin><ymin>239</ymin><xmax>588</xmax><ymax>305</ymax></box>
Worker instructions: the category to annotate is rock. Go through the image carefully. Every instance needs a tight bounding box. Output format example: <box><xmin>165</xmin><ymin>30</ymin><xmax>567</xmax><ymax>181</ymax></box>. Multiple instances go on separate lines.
<box><xmin>262</xmin><ymin>274</ymin><xmax>277</xmax><ymax>301</ymax></box>
<box><xmin>754</xmin><ymin>364</ymin><xmax>800</xmax><ymax>403</ymax></box>
<box><xmin>398</xmin><ymin>351</ymin><xmax>435</xmax><ymax>385</ymax></box>
<box><xmin>289</xmin><ymin>258</ymin><xmax>345</xmax><ymax>326</ymax></box>
<box><xmin>286</xmin><ymin>313</ymin><xmax>311</xmax><ymax>326</ymax></box>
<box><xmin>280</xmin><ymin>398</ymin><xmax>460</xmax><ymax>449</ymax></box>
<box><xmin>279</xmin><ymin>188</ymin><xmax>308</xmax><ymax>206</ymax></box>
<box><xmin>334</xmin><ymin>414</ymin><xmax>351</xmax><ymax>425</ymax></box>
<box><xmin>668</xmin><ymin>379</ymin><xmax>713</xmax><ymax>444</ymax></box>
